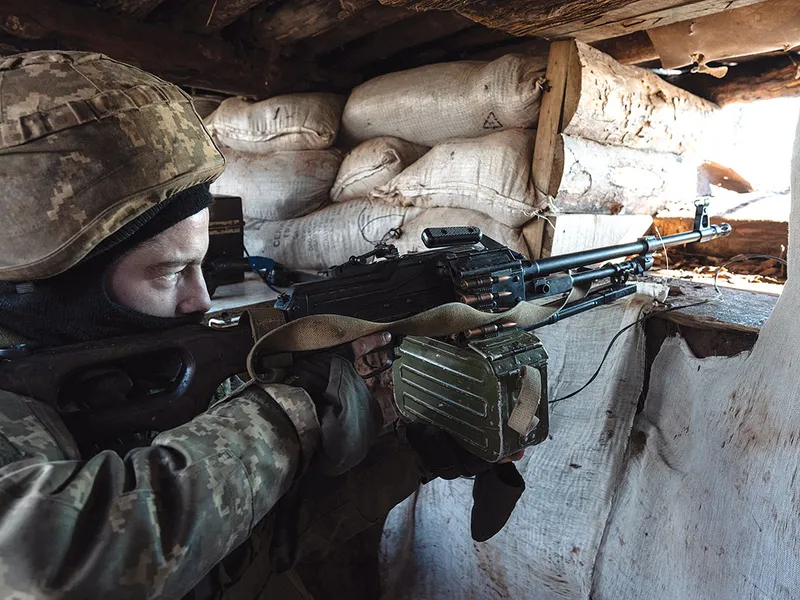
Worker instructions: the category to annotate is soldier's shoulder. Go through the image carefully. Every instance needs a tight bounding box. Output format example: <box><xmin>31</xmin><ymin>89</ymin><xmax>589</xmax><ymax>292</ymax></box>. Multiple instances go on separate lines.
<box><xmin>0</xmin><ymin>388</ymin><xmax>80</xmax><ymax>463</ymax></box>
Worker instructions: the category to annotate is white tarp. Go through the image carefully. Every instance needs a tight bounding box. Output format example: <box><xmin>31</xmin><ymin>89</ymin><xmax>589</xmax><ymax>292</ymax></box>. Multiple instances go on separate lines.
<box><xmin>590</xmin><ymin>117</ymin><xmax>800</xmax><ymax>600</ymax></box>
<box><xmin>379</xmin><ymin>285</ymin><xmax>665</xmax><ymax>600</ymax></box>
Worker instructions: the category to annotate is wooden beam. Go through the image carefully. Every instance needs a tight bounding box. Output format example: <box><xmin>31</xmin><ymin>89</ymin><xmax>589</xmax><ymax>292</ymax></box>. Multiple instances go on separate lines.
<box><xmin>0</xmin><ymin>0</ymin><xmax>351</xmax><ymax>96</ymax></box>
<box><xmin>80</xmin><ymin>0</ymin><xmax>168</xmax><ymax>19</ymax></box>
<box><xmin>248</xmin><ymin>0</ymin><xmax>370</xmax><ymax>46</ymax></box>
<box><xmin>646</xmin><ymin>0</ymin><xmax>800</xmax><ymax>69</ymax></box>
<box><xmin>378</xmin><ymin>0</ymin><xmax>771</xmax><ymax>43</ymax></box>
<box><xmin>593</xmin><ymin>31</ymin><xmax>659</xmax><ymax>66</ymax></box>
<box><xmin>449</xmin><ymin>31</ymin><xmax>656</xmax><ymax>67</ymax></box>
<box><xmin>153</xmin><ymin>0</ymin><xmax>279</xmax><ymax>34</ymax></box>
<box><xmin>354</xmin><ymin>25</ymin><xmax>516</xmax><ymax>73</ymax></box>
<box><xmin>324</xmin><ymin>10</ymin><xmax>475</xmax><ymax>72</ymax></box>
<box><xmin>290</xmin><ymin>3</ymin><xmax>414</xmax><ymax>59</ymax></box>
<box><xmin>667</xmin><ymin>53</ymin><xmax>800</xmax><ymax>106</ymax></box>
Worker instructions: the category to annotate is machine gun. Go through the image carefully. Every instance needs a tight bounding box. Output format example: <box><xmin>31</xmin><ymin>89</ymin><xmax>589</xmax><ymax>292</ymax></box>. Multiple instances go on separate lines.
<box><xmin>0</xmin><ymin>201</ymin><xmax>730</xmax><ymax>457</ymax></box>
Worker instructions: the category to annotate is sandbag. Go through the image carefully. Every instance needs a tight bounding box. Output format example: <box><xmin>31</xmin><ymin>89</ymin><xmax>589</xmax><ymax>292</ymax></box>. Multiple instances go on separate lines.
<box><xmin>205</xmin><ymin>94</ymin><xmax>345</xmax><ymax>153</ymax></box>
<box><xmin>211</xmin><ymin>148</ymin><xmax>343</xmax><ymax>221</ymax></box>
<box><xmin>244</xmin><ymin>203</ymin><xmax>529</xmax><ymax>271</ymax></box>
<box><xmin>243</xmin><ymin>201</ymin><xmax>424</xmax><ymax>271</ymax></box>
<box><xmin>395</xmin><ymin>208</ymin><xmax>528</xmax><ymax>257</ymax></box>
<box><xmin>331</xmin><ymin>137</ymin><xmax>429</xmax><ymax>202</ymax></box>
<box><xmin>341</xmin><ymin>55</ymin><xmax>545</xmax><ymax>147</ymax></box>
<box><xmin>372</xmin><ymin>129</ymin><xmax>542</xmax><ymax>228</ymax></box>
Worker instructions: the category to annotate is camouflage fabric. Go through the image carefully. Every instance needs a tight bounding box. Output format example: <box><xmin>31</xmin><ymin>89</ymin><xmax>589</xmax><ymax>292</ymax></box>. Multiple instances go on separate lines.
<box><xmin>0</xmin><ymin>382</ymin><xmax>319</xmax><ymax>599</ymax></box>
<box><xmin>0</xmin><ymin>51</ymin><xmax>225</xmax><ymax>281</ymax></box>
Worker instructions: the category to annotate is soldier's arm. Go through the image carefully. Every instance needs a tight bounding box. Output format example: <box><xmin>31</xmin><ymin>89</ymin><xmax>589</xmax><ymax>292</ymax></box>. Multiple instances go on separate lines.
<box><xmin>0</xmin><ymin>383</ymin><xmax>318</xmax><ymax>599</ymax></box>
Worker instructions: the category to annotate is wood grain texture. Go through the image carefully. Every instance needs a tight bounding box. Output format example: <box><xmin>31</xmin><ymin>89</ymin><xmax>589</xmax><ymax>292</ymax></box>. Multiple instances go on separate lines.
<box><xmin>291</xmin><ymin>3</ymin><xmax>413</xmax><ymax>59</ymax></box>
<box><xmin>248</xmin><ymin>0</ymin><xmax>350</xmax><ymax>45</ymax></box>
<box><xmin>647</xmin><ymin>0</ymin><xmax>800</xmax><ymax>69</ymax></box>
<box><xmin>523</xmin><ymin>213</ymin><xmax>653</xmax><ymax>259</ymax></box>
<box><xmin>377</xmin><ymin>0</ymin><xmax>769</xmax><ymax>42</ymax></box>
<box><xmin>0</xmin><ymin>0</ymin><xmax>348</xmax><ymax>96</ymax></box>
<box><xmin>549</xmin><ymin>134</ymin><xmax>699</xmax><ymax>214</ymax></box>
<box><xmin>154</xmin><ymin>0</ymin><xmax>279</xmax><ymax>33</ymax></box>
<box><xmin>72</xmin><ymin>0</ymin><xmax>167</xmax><ymax>18</ymax></box>
<box><xmin>322</xmin><ymin>10</ymin><xmax>474</xmax><ymax>71</ymax></box>
<box><xmin>653</xmin><ymin>216</ymin><xmax>789</xmax><ymax>258</ymax></box>
<box><xmin>532</xmin><ymin>40</ymin><xmax>573</xmax><ymax>197</ymax></box>
<box><xmin>562</xmin><ymin>40</ymin><xmax>718</xmax><ymax>155</ymax></box>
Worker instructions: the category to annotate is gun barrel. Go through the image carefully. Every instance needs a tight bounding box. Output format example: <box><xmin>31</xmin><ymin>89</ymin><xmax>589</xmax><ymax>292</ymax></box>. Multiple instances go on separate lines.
<box><xmin>524</xmin><ymin>223</ymin><xmax>731</xmax><ymax>278</ymax></box>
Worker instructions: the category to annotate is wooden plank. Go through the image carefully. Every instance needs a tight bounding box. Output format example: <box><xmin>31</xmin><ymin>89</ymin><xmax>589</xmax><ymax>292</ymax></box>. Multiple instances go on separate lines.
<box><xmin>532</xmin><ymin>40</ymin><xmax>573</xmax><ymax>197</ymax></box>
<box><xmin>377</xmin><ymin>0</ymin><xmax>770</xmax><ymax>41</ymax></box>
<box><xmin>652</xmin><ymin>216</ymin><xmax>789</xmax><ymax>258</ymax></box>
<box><xmin>323</xmin><ymin>10</ymin><xmax>475</xmax><ymax>72</ymax></box>
<box><xmin>0</xmin><ymin>0</ymin><xmax>348</xmax><ymax>96</ymax></box>
<box><xmin>523</xmin><ymin>213</ymin><xmax>653</xmax><ymax>260</ymax></box>
<box><xmin>154</xmin><ymin>0</ymin><xmax>279</xmax><ymax>34</ymax></box>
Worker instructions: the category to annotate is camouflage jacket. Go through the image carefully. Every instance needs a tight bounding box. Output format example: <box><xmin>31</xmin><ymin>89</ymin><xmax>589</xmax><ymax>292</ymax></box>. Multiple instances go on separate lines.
<box><xmin>0</xmin><ymin>378</ymin><xmax>321</xmax><ymax>599</ymax></box>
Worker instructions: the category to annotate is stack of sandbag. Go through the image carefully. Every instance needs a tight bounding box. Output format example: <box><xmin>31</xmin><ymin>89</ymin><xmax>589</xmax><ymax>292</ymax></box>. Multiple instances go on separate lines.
<box><xmin>205</xmin><ymin>93</ymin><xmax>345</xmax><ymax>223</ymax></box>
<box><xmin>229</xmin><ymin>54</ymin><xmax>549</xmax><ymax>271</ymax></box>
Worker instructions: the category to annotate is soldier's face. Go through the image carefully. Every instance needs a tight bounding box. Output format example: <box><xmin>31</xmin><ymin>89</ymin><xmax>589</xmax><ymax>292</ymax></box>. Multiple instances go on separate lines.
<box><xmin>105</xmin><ymin>209</ymin><xmax>212</xmax><ymax>317</ymax></box>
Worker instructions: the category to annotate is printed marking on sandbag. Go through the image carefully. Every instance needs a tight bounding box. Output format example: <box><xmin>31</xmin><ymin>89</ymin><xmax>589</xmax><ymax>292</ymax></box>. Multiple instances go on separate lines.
<box><xmin>483</xmin><ymin>112</ymin><xmax>503</xmax><ymax>130</ymax></box>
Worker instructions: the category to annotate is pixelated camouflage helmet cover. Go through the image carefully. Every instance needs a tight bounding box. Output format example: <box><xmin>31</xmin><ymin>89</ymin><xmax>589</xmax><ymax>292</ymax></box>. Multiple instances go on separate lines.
<box><xmin>0</xmin><ymin>51</ymin><xmax>226</xmax><ymax>281</ymax></box>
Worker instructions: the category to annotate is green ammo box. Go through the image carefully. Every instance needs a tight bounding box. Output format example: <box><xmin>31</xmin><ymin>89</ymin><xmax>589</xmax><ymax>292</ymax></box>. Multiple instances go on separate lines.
<box><xmin>393</xmin><ymin>330</ymin><xmax>550</xmax><ymax>463</ymax></box>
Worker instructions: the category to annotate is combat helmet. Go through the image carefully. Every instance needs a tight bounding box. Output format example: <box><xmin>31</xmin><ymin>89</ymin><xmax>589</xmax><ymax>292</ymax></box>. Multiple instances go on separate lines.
<box><xmin>0</xmin><ymin>51</ymin><xmax>225</xmax><ymax>281</ymax></box>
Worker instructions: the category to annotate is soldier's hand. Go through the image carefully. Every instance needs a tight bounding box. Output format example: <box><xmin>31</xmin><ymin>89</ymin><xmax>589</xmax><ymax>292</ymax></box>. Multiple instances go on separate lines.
<box><xmin>351</xmin><ymin>332</ymin><xmax>393</xmax><ymax>377</ymax></box>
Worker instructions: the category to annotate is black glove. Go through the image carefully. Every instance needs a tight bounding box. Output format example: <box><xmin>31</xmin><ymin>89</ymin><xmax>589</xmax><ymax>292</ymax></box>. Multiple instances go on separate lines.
<box><xmin>288</xmin><ymin>349</ymin><xmax>383</xmax><ymax>477</ymax></box>
<box><xmin>399</xmin><ymin>420</ymin><xmax>526</xmax><ymax>542</ymax></box>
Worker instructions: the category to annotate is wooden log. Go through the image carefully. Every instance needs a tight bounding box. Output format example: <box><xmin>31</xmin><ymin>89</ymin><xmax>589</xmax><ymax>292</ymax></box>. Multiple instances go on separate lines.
<box><xmin>562</xmin><ymin>40</ymin><xmax>718</xmax><ymax>156</ymax></box>
<box><xmin>671</xmin><ymin>54</ymin><xmax>800</xmax><ymax>106</ymax></box>
<box><xmin>523</xmin><ymin>213</ymin><xmax>653</xmax><ymax>260</ymax></box>
<box><xmin>154</xmin><ymin>0</ymin><xmax>279</xmax><ymax>34</ymax></box>
<box><xmin>469</xmin><ymin>31</ymin><xmax>659</xmax><ymax>66</ymax></box>
<box><xmin>592</xmin><ymin>31</ymin><xmax>660</xmax><ymax>66</ymax></box>
<box><xmin>377</xmin><ymin>0</ymin><xmax>769</xmax><ymax>42</ymax></box>
<box><xmin>248</xmin><ymin>0</ymin><xmax>368</xmax><ymax>46</ymax></box>
<box><xmin>652</xmin><ymin>216</ymin><xmax>788</xmax><ymax>258</ymax></box>
<box><xmin>646</xmin><ymin>0</ymin><xmax>800</xmax><ymax>69</ymax></box>
<box><xmin>74</xmin><ymin>0</ymin><xmax>167</xmax><ymax>19</ymax></box>
<box><xmin>547</xmin><ymin>134</ymin><xmax>699</xmax><ymax>214</ymax></box>
<box><xmin>370</xmin><ymin>25</ymin><xmax>517</xmax><ymax>71</ymax></box>
<box><xmin>0</xmin><ymin>0</ymin><xmax>349</xmax><ymax>96</ymax></box>
<box><xmin>324</xmin><ymin>10</ymin><xmax>475</xmax><ymax>72</ymax></box>
<box><xmin>291</xmin><ymin>4</ymin><xmax>414</xmax><ymax>59</ymax></box>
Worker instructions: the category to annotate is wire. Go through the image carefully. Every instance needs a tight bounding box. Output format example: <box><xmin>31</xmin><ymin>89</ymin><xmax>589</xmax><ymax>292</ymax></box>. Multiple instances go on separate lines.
<box><xmin>712</xmin><ymin>253</ymin><xmax>787</xmax><ymax>294</ymax></box>
<box><xmin>243</xmin><ymin>245</ymin><xmax>284</xmax><ymax>296</ymax></box>
<box><xmin>653</xmin><ymin>225</ymin><xmax>669</xmax><ymax>271</ymax></box>
<box><xmin>548</xmin><ymin>300</ymin><xmax>710</xmax><ymax>405</ymax></box>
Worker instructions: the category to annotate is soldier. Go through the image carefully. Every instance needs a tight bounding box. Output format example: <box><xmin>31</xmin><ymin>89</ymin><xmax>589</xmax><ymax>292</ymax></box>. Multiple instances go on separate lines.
<box><xmin>0</xmin><ymin>51</ymin><xmax>518</xmax><ymax>599</ymax></box>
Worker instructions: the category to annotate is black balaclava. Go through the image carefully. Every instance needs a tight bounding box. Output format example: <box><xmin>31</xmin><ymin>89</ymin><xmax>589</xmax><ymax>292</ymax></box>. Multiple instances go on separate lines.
<box><xmin>0</xmin><ymin>183</ymin><xmax>215</xmax><ymax>347</ymax></box>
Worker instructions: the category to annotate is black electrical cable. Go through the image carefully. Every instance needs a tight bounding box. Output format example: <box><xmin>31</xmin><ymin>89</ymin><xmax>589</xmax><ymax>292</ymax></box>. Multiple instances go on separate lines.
<box><xmin>548</xmin><ymin>300</ymin><xmax>711</xmax><ymax>405</ymax></box>
<box><xmin>550</xmin><ymin>252</ymin><xmax>788</xmax><ymax>405</ymax></box>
